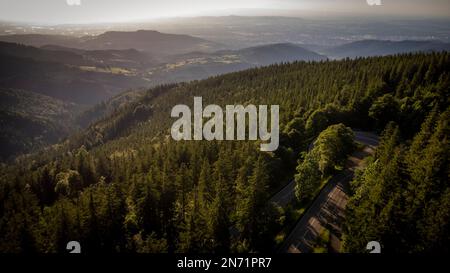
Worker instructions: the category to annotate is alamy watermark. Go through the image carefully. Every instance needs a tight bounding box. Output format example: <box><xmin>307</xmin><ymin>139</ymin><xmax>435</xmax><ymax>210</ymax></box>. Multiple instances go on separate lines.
<box><xmin>366</xmin><ymin>0</ymin><xmax>382</xmax><ymax>6</ymax></box>
<box><xmin>66</xmin><ymin>0</ymin><xmax>81</xmax><ymax>6</ymax></box>
<box><xmin>171</xmin><ymin>97</ymin><xmax>279</xmax><ymax>152</ymax></box>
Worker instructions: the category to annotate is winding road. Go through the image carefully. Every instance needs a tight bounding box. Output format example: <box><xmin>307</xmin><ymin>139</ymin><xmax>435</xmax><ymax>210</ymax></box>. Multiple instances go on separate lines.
<box><xmin>275</xmin><ymin>131</ymin><xmax>379</xmax><ymax>253</ymax></box>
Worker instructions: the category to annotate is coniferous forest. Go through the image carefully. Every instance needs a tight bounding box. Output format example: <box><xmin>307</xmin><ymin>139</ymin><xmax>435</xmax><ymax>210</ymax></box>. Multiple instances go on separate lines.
<box><xmin>0</xmin><ymin>52</ymin><xmax>449</xmax><ymax>253</ymax></box>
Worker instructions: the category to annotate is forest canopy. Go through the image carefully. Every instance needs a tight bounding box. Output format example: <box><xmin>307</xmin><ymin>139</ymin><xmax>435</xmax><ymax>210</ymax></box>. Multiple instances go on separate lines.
<box><xmin>0</xmin><ymin>52</ymin><xmax>448</xmax><ymax>253</ymax></box>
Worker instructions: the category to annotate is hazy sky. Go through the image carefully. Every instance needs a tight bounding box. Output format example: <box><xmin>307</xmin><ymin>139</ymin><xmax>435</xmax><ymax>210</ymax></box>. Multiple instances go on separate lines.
<box><xmin>0</xmin><ymin>0</ymin><xmax>449</xmax><ymax>24</ymax></box>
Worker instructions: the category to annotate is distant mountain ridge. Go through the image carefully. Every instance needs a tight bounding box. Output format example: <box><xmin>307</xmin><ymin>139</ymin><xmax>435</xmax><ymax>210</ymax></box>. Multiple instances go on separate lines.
<box><xmin>228</xmin><ymin>43</ymin><xmax>327</xmax><ymax>65</ymax></box>
<box><xmin>0</xmin><ymin>34</ymin><xmax>78</xmax><ymax>48</ymax></box>
<box><xmin>0</xmin><ymin>30</ymin><xmax>222</xmax><ymax>57</ymax></box>
<box><xmin>4</xmin><ymin>31</ymin><xmax>448</xmax><ymax>62</ymax></box>
<box><xmin>79</xmin><ymin>30</ymin><xmax>221</xmax><ymax>56</ymax></box>
<box><xmin>325</xmin><ymin>40</ymin><xmax>450</xmax><ymax>59</ymax></box>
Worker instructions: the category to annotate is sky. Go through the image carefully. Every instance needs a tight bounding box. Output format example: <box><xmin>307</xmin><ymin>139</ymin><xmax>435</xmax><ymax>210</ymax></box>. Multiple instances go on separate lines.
<box><xmin>0</xmin><ymin>0</ymin><xmax>449</xmax><ymax>24</ymax></box>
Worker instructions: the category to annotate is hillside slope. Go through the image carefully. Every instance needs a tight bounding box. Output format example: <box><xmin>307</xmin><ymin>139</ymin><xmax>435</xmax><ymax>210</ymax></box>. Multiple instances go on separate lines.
<box><xmin>0</xmin><ymin>50</ymin><xmax>149</xmax><ymax>104</ymax></box>
<box><xmin>0</xmin><ymin>89</ymin><xmax>80</xmax><ymax>160</ymax></box>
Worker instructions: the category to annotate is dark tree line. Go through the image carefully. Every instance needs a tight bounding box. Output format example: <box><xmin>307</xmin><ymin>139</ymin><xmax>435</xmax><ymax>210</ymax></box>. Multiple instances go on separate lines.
<box><xmin>344</xmin><ymin>108</ymin><xmax>449</xmax><ymax>253</ymax></box>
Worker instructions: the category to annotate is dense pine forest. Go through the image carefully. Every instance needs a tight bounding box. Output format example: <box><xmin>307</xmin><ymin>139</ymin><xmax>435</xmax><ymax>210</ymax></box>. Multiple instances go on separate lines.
<box><xmin>0</xmin><ymin>52</ymin><xmax>448</xmax><ymax>253</ymax></box>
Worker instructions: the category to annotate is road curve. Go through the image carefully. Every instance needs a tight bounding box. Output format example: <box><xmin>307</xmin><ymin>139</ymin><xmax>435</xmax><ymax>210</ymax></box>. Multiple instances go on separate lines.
<box><xmin>277</xmin><ymin>131</ymin><xmax>378</xmax><ymax>253</ymax></box>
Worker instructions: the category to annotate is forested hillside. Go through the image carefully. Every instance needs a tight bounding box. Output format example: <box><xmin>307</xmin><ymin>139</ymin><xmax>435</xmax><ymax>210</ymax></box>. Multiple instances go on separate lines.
<box><xmin>0</xmin><ymin>52</ymin><xmax>448</xmax><ymax>253</ymax></box>
<box><xmin>0</xmin><ymin>89</ymin><xmax>81</xmax><ymax>161</ymax></box>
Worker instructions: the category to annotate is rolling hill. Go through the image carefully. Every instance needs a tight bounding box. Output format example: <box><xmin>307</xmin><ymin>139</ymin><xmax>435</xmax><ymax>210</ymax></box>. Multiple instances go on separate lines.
<box><xmin>0</xmin><ymin>42</ymin><xmax>151</xmax><ymax>104</ymax></box>
<box><xmin>78</xmin><ymin>30</ymin><xmax>221</xmax><ymax>56</ymax></box>
<box><xmin>0</xmin><ymin>41</ymin><xmax>155</xmax><ymax>69</ymax></box>
<box><xmin>0</xmin><ymin>53</ymin><xmax>149</xmax><ymax>104</ymax></box>
<box><xmin>236</xmin><ymin>43</ymin><xmax>327</xmax><ymax>65</ymax></box>
<box><xmin>40</xmin><ymin>45</ymin><xmax>155</xmax><ymax>68</ymax></box>
<box><xmin>146</xmin><ymin>43</ymin><xmax>327</xmax><ymax>84</ymax></box>
<box><xmin>0</xmin><ymin>41</ymin><xmax>88</xmax><ymax>66</ymax></box>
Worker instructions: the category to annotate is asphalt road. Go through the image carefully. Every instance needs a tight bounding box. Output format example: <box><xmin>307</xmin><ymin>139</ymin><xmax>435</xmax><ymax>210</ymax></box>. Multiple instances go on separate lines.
<box><xmin>276</xmin><ymin>131</ymin><xmax>379</xmax><ymax>253</ymax></box>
